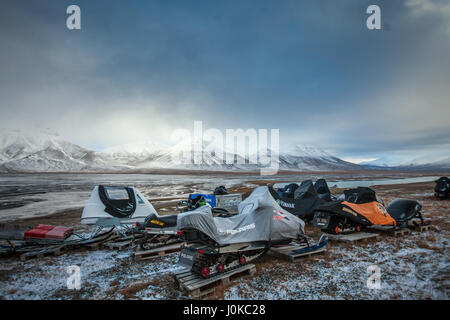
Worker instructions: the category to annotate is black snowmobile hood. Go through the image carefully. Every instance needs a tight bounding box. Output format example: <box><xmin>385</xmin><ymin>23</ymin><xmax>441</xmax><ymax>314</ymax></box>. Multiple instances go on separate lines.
<box><xmin>386</xmin><ymin>199</ymin><xmax>422</xmax><ymax>223</ymax></box>
<box><xmin>314</xmin><ymin>179</ymin><xmax>332</xmax><ymax>201</ymax></box>
<box><xmin>269</xmin><ymin>181</ymin><xmax>325</xmax><ymax>219</ymax></box>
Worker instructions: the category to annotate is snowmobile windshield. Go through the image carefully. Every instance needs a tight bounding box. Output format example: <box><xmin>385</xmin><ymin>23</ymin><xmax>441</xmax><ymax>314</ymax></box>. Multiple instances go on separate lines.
<box><xmin>98</xmin><ymin>185</ymin><xmax>136</xmax><ymax>218</ymax></box>
<box><xmin>344</xmin><ymin>187</ymin><xmax>378</xmax><ymax>204</ymax></box>
<box><xmin>435</xmin><ymin>177</ymin><xmax>450</xmax><ymax>192</ymax></box>
<box><xmin>280</xmin><ymin>183</ymin><xmax>299</xmax><ymax>198</ymax></box>
<box><xmin>213</xmin><ymin>186</ymin><xmax>228</xmax><ymax>195</ymax></box>
<box><xmin>314</xmin><ymin>179</ymin><xmax>332</xmax><ymax>201</ymax></box>
<box><xmin>386</xmin><ymin>199</ymin><xmax>421</xmax><ymax>223</ymax></box>
<box><xmin>294</xmin><ymin>180</ymin><xmax>316</xmax><ymax>199</ymax></box>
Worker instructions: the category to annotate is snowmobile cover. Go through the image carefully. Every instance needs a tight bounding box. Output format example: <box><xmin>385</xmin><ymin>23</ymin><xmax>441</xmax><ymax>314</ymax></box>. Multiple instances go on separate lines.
<box><xmin>314</xmin><ymin>179</ymin><xmax>332</xmax><ymax>201</ymax></box>
<box><xmin>344</xmin><ymin>187</ymin><xmax>377</xmax><ymax>204</ymax></box>
<box><xmin>177</xmin><ymin>186</ymin><xmax>305</xmax><ymax>246</ymax></box>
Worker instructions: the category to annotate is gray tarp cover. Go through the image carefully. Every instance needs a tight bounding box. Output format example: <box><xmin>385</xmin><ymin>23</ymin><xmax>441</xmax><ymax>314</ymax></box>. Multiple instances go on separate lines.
<box><xmin>176</xmin><ymin>186</ymin><xmax>305</xmax><ymax>246</ymax></box>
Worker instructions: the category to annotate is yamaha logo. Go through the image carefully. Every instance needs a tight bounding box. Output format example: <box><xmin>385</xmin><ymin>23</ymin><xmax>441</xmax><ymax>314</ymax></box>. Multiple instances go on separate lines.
<box><xmin>276</xmin><ymin>199</ymin><xmax>295</xmax><ymax>209</ymax></box>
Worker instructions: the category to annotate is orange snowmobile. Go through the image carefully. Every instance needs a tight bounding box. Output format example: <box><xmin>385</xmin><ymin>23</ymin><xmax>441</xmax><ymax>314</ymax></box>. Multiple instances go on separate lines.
<box><xmin>313</xmin><ymin>187</ymin><xmax>424</xmax><ymax>234</ymax></box>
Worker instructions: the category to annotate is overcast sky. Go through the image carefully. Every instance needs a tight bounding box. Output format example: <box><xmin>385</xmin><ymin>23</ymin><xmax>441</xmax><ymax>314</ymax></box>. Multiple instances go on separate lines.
<box><xmin>0</xmin><ymin>0</ymin><xmax>449</xmax><ymax>163</ymax></box>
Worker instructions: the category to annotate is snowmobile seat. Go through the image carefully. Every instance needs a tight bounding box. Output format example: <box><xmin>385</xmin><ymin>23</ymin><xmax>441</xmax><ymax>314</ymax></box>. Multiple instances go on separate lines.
<box><xmin>144</xmin><ymin>213</ymin><xmax>178</xmax><ymax>228</ymax></box>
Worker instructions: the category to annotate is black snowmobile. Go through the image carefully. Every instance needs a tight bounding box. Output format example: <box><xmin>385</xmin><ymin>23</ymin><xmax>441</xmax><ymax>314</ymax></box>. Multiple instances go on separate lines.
<box><xmin>177</xmin><ymin>186</ymin><xmax>327</xmax><ymax>278</ymax></box>
<box><xmin>434</xmin><ymin>177</ymin><xmax>450</xmax><ymax>199</ymax></box>
<box><xmin>270</xmin><ymin>180</ymin><xmax>331</xmax><ymax>222</ymax></box>
<box><xmin>135</xmin><ymin>195</ymin><xmax>233</xmax><ymax>250</ymax></box>
<box><xmin>313</xmin><ymin>187</ymin><xmax>425</xmax><ymax>234</ymax></box>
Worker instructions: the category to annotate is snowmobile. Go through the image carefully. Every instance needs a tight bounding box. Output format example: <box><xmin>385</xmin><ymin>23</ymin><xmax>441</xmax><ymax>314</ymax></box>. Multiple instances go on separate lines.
<box><xmin>270</xmin><ymin>180</ymin><xmax>330</xmax><ymax>222</ymax></box>
<box><xmin>434</xmin><ymin>177</ymin><xmax>450</xmax><ymax>199</ymax></box>
<box><xmin>81</xmin><ymin>185</ymin><xmax>156</xmax><ymax>227</ymax></box>
<box><xmin>177</xmin><ymin>186</ymin><xmax>328</xmax><ymax>278</ymax></box>
<box><xmin>135</xmin><ymin>194</ymin><xmax>233</xmax><ymax>250</ymax></box>
<box><xmin>213</xmin><ymin>185</ymin><xmax>228</xmax><ymax>196</ymax></box>
<box><xmin>313</xmin><ymin>187</ymin><xmax>424</xmax><ymax>234</ymax></box>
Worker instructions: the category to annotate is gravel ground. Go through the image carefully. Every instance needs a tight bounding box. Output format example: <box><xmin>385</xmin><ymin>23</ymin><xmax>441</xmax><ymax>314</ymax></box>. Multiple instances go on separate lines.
<box><xmin>0</xmin><ymin>180</ymin><xmax>448</xmax><ymax>300</ymax></box>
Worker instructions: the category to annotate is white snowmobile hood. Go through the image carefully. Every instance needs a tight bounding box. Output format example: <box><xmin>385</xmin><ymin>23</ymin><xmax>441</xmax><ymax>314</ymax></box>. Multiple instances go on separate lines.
<box><xmin>81</xmin><ymin>186</ymin><xmax>157</xmax><ymax>226</ymax></box>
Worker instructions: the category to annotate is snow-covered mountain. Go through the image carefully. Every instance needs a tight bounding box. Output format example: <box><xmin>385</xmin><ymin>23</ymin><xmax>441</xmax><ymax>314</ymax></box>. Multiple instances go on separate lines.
<box><xmin>277</xmin><ymin>144</ymin><xmax>362</xmax><ymax>171</ymax></box>
<box><xmin>0</xmin><ymin>130</ymin><xmax>119</xmax><ymax>172</ymax></box>
<box><xmin>0</xmin><ymin>129</ymin><xmax>361</xmax><ymax>172</ymax></box>
<box><xmin>361</xmin><ymin>152</ymin><xmax>450</xmax><ymax>170</ymax></box>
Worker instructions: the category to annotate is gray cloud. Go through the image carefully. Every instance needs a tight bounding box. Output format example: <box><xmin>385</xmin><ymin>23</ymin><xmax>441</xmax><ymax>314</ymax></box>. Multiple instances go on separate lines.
<box><xmin>0</xmin><ymin>0</ymin><xmax>449</xmax><ymax>161</ymax></box>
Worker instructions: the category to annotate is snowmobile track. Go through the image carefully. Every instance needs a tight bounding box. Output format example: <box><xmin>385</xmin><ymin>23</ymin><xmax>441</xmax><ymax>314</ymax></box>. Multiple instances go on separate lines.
<box><xmin>326</xmin><ymin>232</ymin><xmax>379</xmax><ymax>242</ymax></box>
<box><xmin>174</xmin><ymin>264</ymin><xmax>256</xmax><ymax>299</ymax></box>
<box><xmin>268</xmin><ymin>242</ymin><xmax>326</xmax><ymax>261</ymax></box>
<box><xmin>134</xmin><ymin>242</ymin><xmax>183</xmax><ymax>261</ymax></box>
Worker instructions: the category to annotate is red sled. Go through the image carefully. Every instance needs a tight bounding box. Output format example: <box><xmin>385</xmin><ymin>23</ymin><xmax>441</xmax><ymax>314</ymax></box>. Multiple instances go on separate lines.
<box><xmin>36</xmin><ymin>224</ymin><xmax>56</xmax><ymax>231</ymax></box>
<box><xmin>24</xmin><ymin>228</ymin><xmax>50</xmax><ymax>239</ymax></box>
<box><xmin>44</xmin><ymin>226</ymin><xmax>73</xmax><ymax>241</ymax></box>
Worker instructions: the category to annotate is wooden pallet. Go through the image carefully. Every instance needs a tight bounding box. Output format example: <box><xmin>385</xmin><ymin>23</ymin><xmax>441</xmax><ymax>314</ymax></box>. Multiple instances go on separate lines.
<box><xmin>327</xmin><ymin>232</ymin><xmax>379</xmax><ymax>242</ymax></box>
<box><xmin>134</xmin><ymin>242</ymin><xmax>183</xmax><ymax>261</ymax></box>
<box><xmin>368</xmin><ymin>226</ymin><xmax>411</xmax><ymax>237</ymax></box>
<box><xmin>174</xmin><ymin>264</ymin><xmax>256</xmax><ymax>299</ymax></box>
<box><xmin>408</xmin><ymin>223</ymin><xmax>432</xmax><ymax>232</ymax></box>
<box><xmin>105</xmin><ymin>239</ymin><xmax>134</xmax><ymax>250</ymax></box>
<box><xmin>104</xmin><ymin>235</ymin><xmax>142</xmax><ymax>250</ymax></box>
<box><xmin>268</xmin><ymin>241</ymin><xmax>326</xmax><ymax>262</ymax></box>
<box><xmin>84</xmin><ymin>233</ymin><xmax>120</xmax><ymax>249</ymax></box>
<box><xmin>20</xmin><ymin>245</ymin><xmax>66</xmax><ymax>261</ymax></box>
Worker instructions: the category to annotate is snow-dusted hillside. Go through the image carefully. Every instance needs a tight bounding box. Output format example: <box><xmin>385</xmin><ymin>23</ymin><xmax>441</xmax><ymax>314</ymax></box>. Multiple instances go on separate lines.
<box><xmin>0</xmin><ymin>130</ymin><xmax>119</xmax><ymax>172</ymax></box>
<box><xmin>0</xmin><ymin>129</ymin><xmax>362</xmax><ymax>172</ymax></box>
<box><xmin>361</xmin><ymin>152</ymin><xmax>450</xmax><ymax>171</ymax></box>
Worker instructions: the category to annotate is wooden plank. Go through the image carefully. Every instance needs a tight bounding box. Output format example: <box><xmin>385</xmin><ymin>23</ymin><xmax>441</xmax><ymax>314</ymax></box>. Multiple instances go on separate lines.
<box><xmin>327</xmin><ymin>232</ymin><xmax>379</xmax><ymax>242</ymax></box>
<box><xmin>368</xmin><ymin>226</ymin><xmax>411</xmax><ymax>237</ymax></box>
<box><xmin>104</xmin><ymin>238</ymin><xmax>136</xmax><ymax>250</ymax></box>
<box><xmin>20</xmin><ymin>245</ymin><xmax>66</xmax><ymax>261</ymax></box>
<box><xmin>134</xmin><ymin>242</ymin><xmax>182</xmax><ymax>261</ymax></box>
<box><xmin>268</xmin><ymin>243</ymin><xmax>326</xmax><ymax>262</ymax></box>
<box><xmin>408</xmin><ymin>223</ymin><xmax>432</xmax><ymax>232</ymax></box>
<box><xmin>174</xmin><ymin>264</ymin><xmax>256</xmax><ymax>299</ymax></box>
